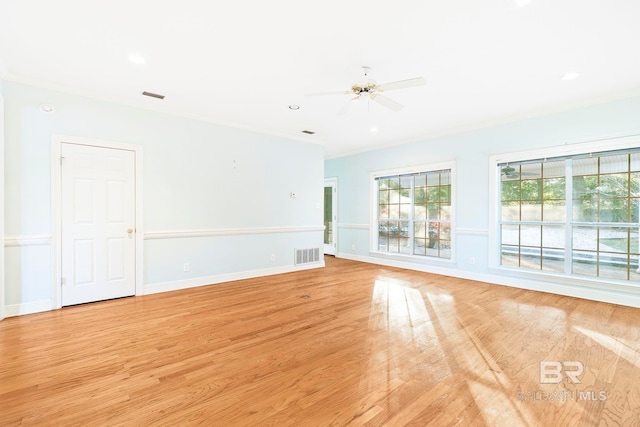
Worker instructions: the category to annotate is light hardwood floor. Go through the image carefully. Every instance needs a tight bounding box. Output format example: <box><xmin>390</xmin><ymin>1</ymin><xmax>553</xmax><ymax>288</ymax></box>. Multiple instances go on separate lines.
<box><xmin>1</xmin><ymin>257</ymin><xmax>639</xmax><ymax>426</ymax></box>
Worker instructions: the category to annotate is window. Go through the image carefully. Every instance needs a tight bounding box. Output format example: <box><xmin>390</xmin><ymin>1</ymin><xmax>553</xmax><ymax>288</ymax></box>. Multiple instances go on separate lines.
<box><xmin>498</xmin><ymin>148</ymin><xmax>640</xmax><ymax>282</ymax></box>
<box><xmin>373</xmin><ymin>165</ymin><xmax>453</xmax><ymax>260</ymax></box>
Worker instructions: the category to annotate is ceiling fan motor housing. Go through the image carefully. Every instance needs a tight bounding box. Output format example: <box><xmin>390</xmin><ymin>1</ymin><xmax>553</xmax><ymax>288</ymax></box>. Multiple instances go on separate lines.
<box><xmin>352</xmin><ymin>82</ymin><xmax>377</xmax><ymax>95</ymax></box>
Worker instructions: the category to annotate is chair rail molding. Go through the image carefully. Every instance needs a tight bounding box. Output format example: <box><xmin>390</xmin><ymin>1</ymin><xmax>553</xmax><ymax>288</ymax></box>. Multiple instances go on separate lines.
<box><xmin>144</xmin><ymin>225</ymin><xmax>324</xmax><ymax>240</ymax></box>
<box><xmin>4</xmin><ymin>234</ymin><xmax>53</xmax><ymax>247</ymax></box>
<box><xmin>337</xmin><ymin>223</ymin><xmax>369</xmax><ymax>230</ymax></box>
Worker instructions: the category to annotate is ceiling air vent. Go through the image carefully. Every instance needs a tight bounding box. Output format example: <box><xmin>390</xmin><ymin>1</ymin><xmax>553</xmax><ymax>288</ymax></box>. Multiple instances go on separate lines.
<box><xmin>142</xmin><ymin>91</ymin><xmax>165</xmax><ymax>100</ymax></box>
<box><xmin>301</xmin><ymin>130</ymin><xmax>315</xmax><ymax>135</ymax></box>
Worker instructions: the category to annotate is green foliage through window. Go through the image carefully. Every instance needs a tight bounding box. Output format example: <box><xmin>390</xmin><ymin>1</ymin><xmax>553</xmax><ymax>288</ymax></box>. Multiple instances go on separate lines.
<box><xmin>499</xmin><ymin>150</ymin><xmax>640</xmax><ymax>282</ymax></box>
<box><xmin>376</xmin><ymin>169</ymin><xmax>452</xmax><ymax>259</ymax></box>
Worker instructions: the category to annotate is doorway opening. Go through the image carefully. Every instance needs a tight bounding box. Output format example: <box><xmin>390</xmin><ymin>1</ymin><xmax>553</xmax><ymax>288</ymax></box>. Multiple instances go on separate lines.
<box><xmin>324</xmin><ymin>178</ymin><xmax>338</xmax><ymax>256</ymax></box>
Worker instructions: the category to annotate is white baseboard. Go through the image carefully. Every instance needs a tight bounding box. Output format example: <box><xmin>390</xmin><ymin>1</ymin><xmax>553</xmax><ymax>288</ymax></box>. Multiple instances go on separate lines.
<box><xmin>337</xmin><ymin>252</ymin><xmax>640</xmax><ymax>308</ymax></box>
<box><xmin>145</xmin><ymin>261</ymin><xmax>325</xmax><ymax>295</ymax></box>
<box><xmin>2</xmin><ymin>263</ymin><xmax>325</xmax><ymax>318</ymax></box>
<box><xmin>5</xmin><ymin>299</ymin><xmax>54</xmax><ymax>317</ymax></box>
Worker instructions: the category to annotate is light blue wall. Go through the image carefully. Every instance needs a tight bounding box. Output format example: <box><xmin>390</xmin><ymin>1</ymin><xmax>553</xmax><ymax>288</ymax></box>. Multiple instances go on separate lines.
<box><xmin>325</xmin><ymin>95</ymin><xmax>640</xmax><ymax>280</ymax></box>
<box><xmin>3</xmin><ymin>81</ymin><xmax>324</xmax><ymax>310</ymax></box>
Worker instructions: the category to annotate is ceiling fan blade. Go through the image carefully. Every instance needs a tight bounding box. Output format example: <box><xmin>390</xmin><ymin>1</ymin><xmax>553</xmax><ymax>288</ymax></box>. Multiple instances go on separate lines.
<box><xmin>306</xmin><ymin>90</ymin><xmax>351</xmax><ymax>97</ymax></box>
<box><xmin>377</xmin><ymin>77</ymin><xmax>426</xmax><ymax>92</ymax></box>
<box><xmin>370</xmin><ymin>94</ymin><xmax>403</xmax><ymax>112</ymax></box>
<box><xmin>337</xmin><ymin>96</ymin><xmax>359</xmax><ymax>115</ymax></box>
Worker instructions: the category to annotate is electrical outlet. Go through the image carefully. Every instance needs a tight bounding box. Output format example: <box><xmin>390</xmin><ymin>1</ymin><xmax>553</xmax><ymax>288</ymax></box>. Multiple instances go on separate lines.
<box><xmin>183</xmin><ymin>263</ymin><xmax>190</xmax><ymax>272</ymax></box>
<box><xmin>270</xmin><ymin>253</ymin><xmax>276</xmax><ymax>262</ymax></box>
<box><xmin>351</xmin><ymin>244</ymin><xmax>356</xmax><ymax>251</ymax></box>
<box><xmin>469</xmin><ymin>257</ymin><xmax>476</xmax><ymax>265</ymax></box>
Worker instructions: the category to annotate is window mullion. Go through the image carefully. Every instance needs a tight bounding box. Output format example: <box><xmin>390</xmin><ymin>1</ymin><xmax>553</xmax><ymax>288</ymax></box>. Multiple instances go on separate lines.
<box><xmin>410</xmin><ymin>176</ymin><xmax>415</xmax><ymax>254</ymax></box>
<box><xmin>374</xmin><ymin>179</ymin><xmax>379</xmax><ymax>251</ymax></box>
<box><xmin>565</xmin><ymin>159</ymin><xmax>573</xmax><ymax>275</ymax></box>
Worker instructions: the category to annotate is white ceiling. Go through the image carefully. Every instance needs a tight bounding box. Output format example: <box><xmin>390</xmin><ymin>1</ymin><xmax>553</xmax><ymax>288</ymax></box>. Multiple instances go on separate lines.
<box><xmin>2</xmin><ymin>0</ymin><xmax>640</xmax><ymax>158</ymax></box>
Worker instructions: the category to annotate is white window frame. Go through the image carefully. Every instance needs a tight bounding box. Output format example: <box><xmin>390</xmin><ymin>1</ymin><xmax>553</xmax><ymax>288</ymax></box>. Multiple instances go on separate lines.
<box><xmin>489</xmin><ymin>134</ymin><xmax>640</xmax><ymax>292</ymax></box>
<box><xmin>369</xmin><ymin>161</ymin><xmax>456</xmax><ymax>264</ymax></box>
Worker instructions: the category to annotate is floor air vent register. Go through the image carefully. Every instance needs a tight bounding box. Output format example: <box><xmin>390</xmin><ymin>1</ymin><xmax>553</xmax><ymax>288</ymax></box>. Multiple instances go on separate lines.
<box><xmin>295</xmin><ymin>248</ymin><xmax>321</xmax><ymax>265</ymax></box>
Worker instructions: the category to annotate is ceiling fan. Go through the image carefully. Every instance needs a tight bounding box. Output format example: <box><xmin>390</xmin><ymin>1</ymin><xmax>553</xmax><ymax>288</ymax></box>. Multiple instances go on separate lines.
<box><xmin>312</xmin><ymin>66</ymin><xmax>426</xmax><ymax>115</ymax></box>
<box><xmin>501</xmin><ymin>165</ymin><xmax>518</xmax><ymax>178</ymax></box>
<box><xmin>501</xmin><ymin>164</ymin><xmax>540</xmax><ymax>179</ymax></box>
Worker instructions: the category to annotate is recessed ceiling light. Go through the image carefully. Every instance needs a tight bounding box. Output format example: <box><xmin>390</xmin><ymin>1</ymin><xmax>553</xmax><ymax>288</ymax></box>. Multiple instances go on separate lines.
<box><xmin>370</xmin><ymin>127</ymin><xmax>378</xmax><ymax>133</ymax></box>
<box><xmin>561</xmin><ymin>72</ymin><xmax>580</xmax><ymax>81</ymax></box>
<box><xmin>288</xmin><ymin>105</ymin><xmax>300</xmax><ymax>110</ymax></box>
<box><xmin>128</xmin><ymin>53</ymin><xmax>146</xmax><ymax>65</ymax></box>
<box><xmin>511</xmin><ymin>0</ymin><xmax>531</xmax><ymax>7</ymax></box>
<box><xmin>40</xmin><ymin>103</ymin><xmax>55</xmax><ymax>114</ymax></box>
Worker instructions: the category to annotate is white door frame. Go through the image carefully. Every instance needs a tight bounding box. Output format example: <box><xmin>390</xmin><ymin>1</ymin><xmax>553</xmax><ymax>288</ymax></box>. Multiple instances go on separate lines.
<box><xmin>324</xmin><ymin>177</ymin><xmax>338</xmax><ymax>256</ymax></box>
<box><xmin>51</xmin><ymin>134</ymin><xmax>144</xmax><ymax>309</ymax></box>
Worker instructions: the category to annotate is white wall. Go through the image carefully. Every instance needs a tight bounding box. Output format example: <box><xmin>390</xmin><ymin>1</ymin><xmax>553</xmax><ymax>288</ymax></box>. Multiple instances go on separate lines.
<box><xmin>3</xmin><ymin>80</ymin><xmax>324</xmax><ymax>316</ymax></box>
<box><xmin>0</xmin><ymin>80</ymin><xmax>5</xmax><ymax>319</ymax></box>
<box><xmin>325</xmin><ymin>94</ymin><xmax>640</xmax><ymax>307</ymax></box>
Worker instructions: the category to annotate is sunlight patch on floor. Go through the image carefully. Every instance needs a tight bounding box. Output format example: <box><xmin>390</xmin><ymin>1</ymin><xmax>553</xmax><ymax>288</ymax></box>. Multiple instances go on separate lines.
<box><xmin>573</xmin><ymin>325</ymin><xmax>640</xmax><ymax>369</ymax></box>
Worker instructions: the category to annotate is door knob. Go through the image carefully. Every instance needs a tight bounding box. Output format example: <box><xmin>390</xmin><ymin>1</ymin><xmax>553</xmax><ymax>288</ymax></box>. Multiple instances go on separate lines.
<box><xmin>127</xmin><ymin>228</ymin><xmax>134</xmax><ymax>234</ymax></box>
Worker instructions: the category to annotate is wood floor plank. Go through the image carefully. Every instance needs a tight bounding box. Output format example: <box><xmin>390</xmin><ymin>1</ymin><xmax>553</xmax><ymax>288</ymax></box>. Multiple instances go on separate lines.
<box><xmin>1</xmin><ymin>256</ymin><xmax>639</xmax><ymax>426</ymax></box>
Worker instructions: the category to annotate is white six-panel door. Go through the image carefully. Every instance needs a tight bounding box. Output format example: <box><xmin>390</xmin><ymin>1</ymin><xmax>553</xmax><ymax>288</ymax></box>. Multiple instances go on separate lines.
<box><xmin>61</xmin><ymin>143</ymin><xmax>136</xmax><ymax>306</ymax></box>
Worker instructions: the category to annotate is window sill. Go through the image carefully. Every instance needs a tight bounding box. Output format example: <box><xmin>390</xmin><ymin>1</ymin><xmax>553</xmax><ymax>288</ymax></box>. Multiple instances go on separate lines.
<box><xmin>369</xmin><ymin>250</ymin><xmax>455</xmax><ymax>266</ymax></box>
<box><xmin>489</xmin><ymin>265</ymin><xmax>640</xmax><ymax>295</ymax></box>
